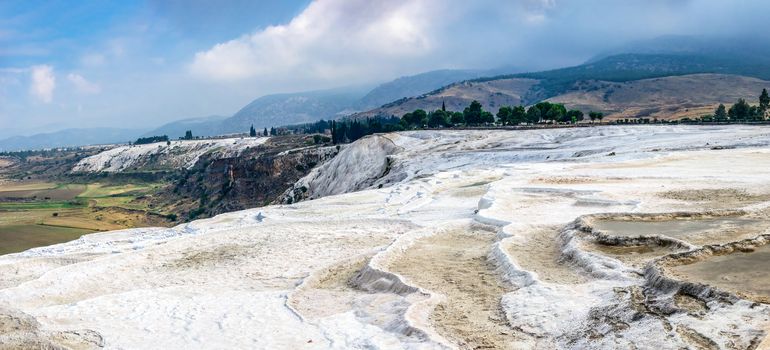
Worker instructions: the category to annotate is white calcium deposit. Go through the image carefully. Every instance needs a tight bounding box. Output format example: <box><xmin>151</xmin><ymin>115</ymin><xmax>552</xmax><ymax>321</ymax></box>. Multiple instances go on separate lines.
<box><xmin>4</xmin><ymin>125</ymin><xmax>770</xmax><ymax>349</ymax></box>
<box><xmin>72</xmin><ymin>137</ymin><xmax>268</xmax><ymax>172</ymax></box>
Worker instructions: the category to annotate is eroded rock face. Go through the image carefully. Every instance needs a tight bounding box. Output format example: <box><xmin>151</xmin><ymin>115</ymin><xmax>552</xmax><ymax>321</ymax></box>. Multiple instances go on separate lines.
<box><xmin>153</xmin><ymin>136</ymin><xmax>340</xmax><ymax>220</ymax></box>
<box><xmin>3</xmin><ymin>125</ymin><xmax>770</xmax><ymax>349</ymax></box>
<box><xmin>282</xmin><ymin>134</ymin><xmax>402</xmax><ymax>203</ymax></box>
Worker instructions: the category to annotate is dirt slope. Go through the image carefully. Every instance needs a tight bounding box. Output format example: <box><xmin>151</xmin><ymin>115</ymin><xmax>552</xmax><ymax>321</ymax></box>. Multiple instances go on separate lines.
<box><xmin>548</xmin><ymin>74</ymin><xmax>770</xmax><ymax>120</ymax></box>
<box><xmin>353</xmin><ymin>78</ymin><xmax>539</xmax><ymax>118</ymax></box>
<box><xmin>353</xmin><ymin>74</ymin><xmax>770</xmax><ymax>121</ymax></box>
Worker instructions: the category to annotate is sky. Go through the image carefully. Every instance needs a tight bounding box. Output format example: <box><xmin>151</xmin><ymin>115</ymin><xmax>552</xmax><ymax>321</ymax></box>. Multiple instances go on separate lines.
<box><xmin>1</xmin><ymin>0</ymin><xmax>768</xmax><ymax>137</ymax></box>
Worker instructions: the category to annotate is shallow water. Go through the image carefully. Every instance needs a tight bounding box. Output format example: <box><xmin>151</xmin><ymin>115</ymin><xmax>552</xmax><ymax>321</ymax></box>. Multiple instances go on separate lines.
<box><xmin>592</xmin><ymin>217</ymin><xmax>765</xmax><ymax>245</ymax></box>
<box><xmin>583</xmin><ymin>242</ymin><xmax>682</xmax><ymax>269</ymax></box>
<box><xmin>671</xmin><ymin>244</ymin><xmax>770</xmax><ymax>302</ymax></box>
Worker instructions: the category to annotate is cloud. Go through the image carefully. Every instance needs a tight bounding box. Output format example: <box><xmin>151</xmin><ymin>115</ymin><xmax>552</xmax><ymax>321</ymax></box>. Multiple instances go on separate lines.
<box><xmin>67</xmin><ymin>73</ymin><xmax>101</xmax><ymax>94</ymax></box>
<box><xmin>186</xmin><ymin>0</ymin><xmax>602</xmax><ymax>87</ymax></box>
<box><xmin>189</xmin><ymin>0</ymin><xmax>453</xmax><ymax>83</ymax></box>
<box><xmin>29</xmin><ymin>65</ymin><xmax>55</xmax><ymax>103</ymax></box>
<box><xmin>189</xmin><ymin>0</ymin><xmax>770</xmax><ymax>89</ymax></box>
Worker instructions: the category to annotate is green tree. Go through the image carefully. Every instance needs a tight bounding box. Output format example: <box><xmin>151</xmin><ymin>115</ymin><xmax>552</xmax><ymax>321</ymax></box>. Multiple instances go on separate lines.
<box><xmin>544</xmin><ymin>103</ymin><xmax>566</xmax><ymax>122</ymax></box>
<box><xmin>729</xmin><ymin>99</ymin><xmax>751</xmax><ymax>120</ymax></box>
<box><xmin>463</xmin><ymin>100</ymin><xmax>484</xmax><ymax>125</ymax></box>
<box><xmin>480</xmin><ymin>111</ymin><xmax>494</xmax><ymax>124</ymax></box>
<box><xmin>714</xmin><ymin>104</ymin><xmax>728</xmax><ymax>121</ymax></box>
<box><xmin>510</xmin><ymin>106</ymin><xmax>526</xmax><ymax>125</ymax></box>
<box><xmin>526</xmin><ymin>106</ymin><xmax>541</xmax><ymax>124</ymax></box>
<box><xmin>412</xmin><ymin>109</ymin><xmax>428</xmax><ymax>126</ymax></box>
<box><xmin>565</xmin><ymin>110</ymin><xmax>584</xmax><ymax>123</ymax></box>
<box><xmin>249</xmin><ymin>125</ymin><xmax>257</xmax><ymax>137</ymax></box>
<box><xmin>589</xmin><ymin>111</ymin><xmax>604</xmax><ymax>123</ymax></box>
<box><xmin>749</xmin><ymin>105</ymin><xmax>762</xmax><ymax>120</ymax></box>
<box><xmin>270</xmin><ymin>127</ymin><xmax>277</xmax><ymax>136</ymax></box>
<box><xmin>331</xmin><ymin>121</ymin><xmax>337</xmax><ymax>144</ymax></box>
<box><xmin>760</xmin><ymin>89</ymin><xmax>770</xmax><ymax>118</ymax></box>
<box><xmin>496</xmin><ymin>106</ymin><xmax>512</xmax><ymax>125</ymax></box>
<box><xmin>450</xmin><ymin>111</ymin><xmax>465</xmax><ymax>125</ymax></box>
<box><xmin>263</xmin><ymin>127</ymin><xmax>268</xmax><ymax>136</ymax></box>
<box><xmin>428</xmin><ymin>110</ymin><xmax>449</xmax><ymax>128</ymax></box>
<box><xmin>402</xmin><ymin>109</ymin><xmax>428</xmax><ymax>127</ymax></box>
<box><xmin>534</xmin><ymin>102</ymin><xmax>553</xmax><ymax>122</ymax></box>
<box><xmin>184</xmin><ymin>130</ymin><xmax>193</xmax><ymax>140</ymax></box>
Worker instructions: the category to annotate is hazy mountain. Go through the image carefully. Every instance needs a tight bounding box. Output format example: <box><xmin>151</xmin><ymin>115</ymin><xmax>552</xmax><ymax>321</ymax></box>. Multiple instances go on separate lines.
<box><xmin>359</xmin><ymin>67</ymin><xmax>521</xmax><ymax>109</ymax></box>
<box><xmin>221</xmin><ymin>86</ymin><xmax>370</xmax><ymax>133</ymax></box>
<box><xmin>143</xmin><ymin>115</ymin><xmax>227</xmax><ymax>139</ymax></box>
<box><xmin>0</xmin><ymin>128</ymin><xmax>144</xmax><ymax>152</ymax></box>
<box><xmin>589</xmin><ymin>35</ymin><xmax>770</xmax><ymax>64</ymax></box>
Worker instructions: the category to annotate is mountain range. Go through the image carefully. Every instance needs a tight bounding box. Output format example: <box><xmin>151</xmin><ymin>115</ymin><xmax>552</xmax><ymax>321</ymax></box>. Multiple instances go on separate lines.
<box><xmin>144</xmin><ymin>67</ymin><xmax>521</xmax><ymax>138</ymax></box>
<box><xmin>4</xmin><ymin>35</ymin><xmax>770</xmax><ymax>151</ymax></box>
<box><xmin>0</xmin><ymin>128</ymin><xmax>145</xmax><ymax>152</ymax></box>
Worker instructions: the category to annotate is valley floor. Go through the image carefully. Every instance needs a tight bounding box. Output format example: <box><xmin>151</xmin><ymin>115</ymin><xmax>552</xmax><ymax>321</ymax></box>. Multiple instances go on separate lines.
<box><xmin>2</xmin><ymin>125</ymin><xmax>770</xmax><ymax>349</ymax></box>
<box><xmin>0</xmin><ymin>181</ymin><xmax>173</xmax><ymax>256</ymax></box>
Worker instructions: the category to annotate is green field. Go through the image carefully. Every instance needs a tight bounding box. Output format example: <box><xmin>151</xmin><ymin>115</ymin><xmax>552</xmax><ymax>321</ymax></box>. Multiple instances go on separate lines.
<box><xmin>78</xmin><ymin>182</ymin><xmax>160</xmax><ymax>198</ymax></box>
<box><xmin>0</xmin><ymin>200</ymin><xmax>85</xmax><ymax>210</ymax></box>
<box><xmin>0</xmin><ymin>224</ymin><xmax>93</xmax><ymax>255</ymax></box>
<box><xmin>0</xmin><ymin>180</ymin><xmax>170</xmax><ymax>255</ymax></box>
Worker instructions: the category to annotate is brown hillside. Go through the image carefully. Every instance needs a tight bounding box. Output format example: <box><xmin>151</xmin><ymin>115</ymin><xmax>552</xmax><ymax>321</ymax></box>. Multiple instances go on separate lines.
<box><xmin>548</xmin><ymin>74</ymin><xmax>770</xmax><ymax>120</ymax></box>
<box><xmin>353</xmin><ymin>78</ymin><xmax>539</xmax><ymax>118</ymax></box>
<box><xmin>352</xmin><ymin>74</ymin><xmax>770</xmax><ymax>121</ymax></box>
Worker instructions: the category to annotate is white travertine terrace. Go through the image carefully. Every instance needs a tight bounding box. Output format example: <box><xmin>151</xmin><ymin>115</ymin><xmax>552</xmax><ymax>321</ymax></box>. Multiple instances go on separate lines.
<box><xmin>4</xmin><ymin>125</ymin><xmax>770</xmax><ymax>348</ymax></box>
<box><xmin>72</xmin><ymin>137</ymin><xmax>268</xmax><ymax>172</ymax></box>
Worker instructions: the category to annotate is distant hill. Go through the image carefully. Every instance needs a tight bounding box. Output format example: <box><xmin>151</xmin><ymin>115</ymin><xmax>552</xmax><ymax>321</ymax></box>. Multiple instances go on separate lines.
<box><xmin>357</xmin><ymin>68</ymin><xmax>518</xmax><ymax>108</ymax></box>
<box><xmin>351</xmin><ymin>41</ymin><xmax>770</xmax><ymax>121</ymax></box>
<box><xmin>352</xmin><ymin>73</ymin><xmax>770</xmax><ymax>121</ymax></box>
<box><xmin>221</xmin><ymin>86</ymin><xmax>369</xmax><ymax>133</ymax></box>
<box><xmin>143</xmin><ymin>115</ymin><xmax>227</xmax><ymax>139</ymax></box>
<box><xmin>0</xmin><ymin>128</ymin><xmax>144</xmax><ymax>152</ymax></box>
<box><xmin>174</xmin><ymin>67</ymin><xmax>520</xmax><ymax>135</ymax></box>
<box><xmin>482</xmin><ymin>36</ymin><xmax>770</xmax><ymax>101</ymax></box>
<box><xmin>352</xmin><ymin>78</ymin><xmax>540</xmax><ymax>119</ymax></box>
<box><xmin>509</xmin><ymin>53</ymin><xmax>770</xmax><ymax>101</ymax></box>
<box><xmin>547</xmin><ymin>74</ymin><xmax>770</xmax><ymax>120</ymax></box>
<box><xmin>588</xmin><ymin>35</ymin><xmax>770</xmax><ymax>65</ymax></box>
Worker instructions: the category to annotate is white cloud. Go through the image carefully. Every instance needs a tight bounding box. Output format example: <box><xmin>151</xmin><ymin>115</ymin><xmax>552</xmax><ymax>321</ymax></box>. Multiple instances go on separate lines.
<box><xmin>29</xmin><ymin>65</ymin><xmax>55</xmax><ymax>103</ymax></box>
<box><xmin>187</xmin><ymin>0</ymin><xmax>568</xmax><ymax>87</ymax></box>
<box><xmin>189</xmin><ymin>0</ymin><xmax>440</xmax><ymax>83</ymax></box>
<box><xmin>67</xmin><ymin>73</ymin><xmax>101</xmax><ymax>94</ymax></box>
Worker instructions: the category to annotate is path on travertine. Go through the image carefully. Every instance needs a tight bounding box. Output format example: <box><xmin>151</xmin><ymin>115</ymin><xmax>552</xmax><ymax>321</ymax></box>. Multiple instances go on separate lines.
<box><xmin>389</xmin><ymin>228</ymin><xmax>532</xmax><ymax>349</ymax></box>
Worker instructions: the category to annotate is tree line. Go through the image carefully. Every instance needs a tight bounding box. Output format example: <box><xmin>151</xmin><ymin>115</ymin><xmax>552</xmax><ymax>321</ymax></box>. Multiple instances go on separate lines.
<box><xmin>702</xmin><ymin>89</ymin><xmax>770</xmax><ymax>122</ymax></box>
<box><xmin>273</xmin><ymin>116</ymin><xmax>403</xmax><ymax>145</ymax></box>
<box><xmin>330</xmin><ymin>117</ymin><xmax>403</xmax><ymax>144</ymax></box>
<box><xmin>133</xmin><ymin>135</ymin><xmax>169</xmax><ymax>145</ymax></box>
<box><xmin>398</xmin><ymin>100</ymin><xmax>602</xmax><ymax>129</ymax></box>
<box><xmin>256</xmin><ymin>90</ymin><xmax>770</xmax><ymax>146</ymax></box>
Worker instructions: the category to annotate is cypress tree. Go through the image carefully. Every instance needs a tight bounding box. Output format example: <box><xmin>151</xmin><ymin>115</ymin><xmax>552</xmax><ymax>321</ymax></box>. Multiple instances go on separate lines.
<box><xmin>331</xmin><ymin>121</ymin><xmax>337</xmax><ymax>144</ymax></box>
<box><xmin>760</xmin><ymin>89</ymin><xmax>770</xmax><ymax>118</ymax></box>
<box><xmin>714</xmin><ymin>104</ymin><xmax>728</xmax><ymax>121</ymax></box>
